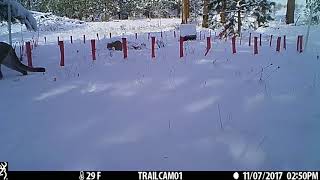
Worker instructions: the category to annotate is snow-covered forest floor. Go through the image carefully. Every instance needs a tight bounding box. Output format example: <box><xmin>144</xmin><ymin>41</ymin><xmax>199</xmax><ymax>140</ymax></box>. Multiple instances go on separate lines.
<box><xmin>0</xmin><ymin>12</ymin><xmax>320</xmax><ymax>170</ymax></box>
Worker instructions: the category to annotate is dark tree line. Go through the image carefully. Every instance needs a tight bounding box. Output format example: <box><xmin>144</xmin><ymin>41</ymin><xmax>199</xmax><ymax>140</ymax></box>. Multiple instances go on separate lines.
<box><xmin>17</xmin><ymin>0</ymin><xmax>183</xmax><ymax>21</ymax></box>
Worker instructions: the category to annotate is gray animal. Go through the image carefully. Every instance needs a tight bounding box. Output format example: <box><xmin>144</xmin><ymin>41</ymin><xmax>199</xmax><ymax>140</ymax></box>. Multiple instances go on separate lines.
<box><xmin>0</xmin><ymin>42</ymin><xmax>45</xmax><ymax>80</ymax></box>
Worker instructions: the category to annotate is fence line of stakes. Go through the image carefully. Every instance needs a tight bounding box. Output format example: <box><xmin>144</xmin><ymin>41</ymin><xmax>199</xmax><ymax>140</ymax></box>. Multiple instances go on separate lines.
<box><xmin>27</xmin><ymin>32</ymin><xmax>304</xmax><ymax>68</ymax></box>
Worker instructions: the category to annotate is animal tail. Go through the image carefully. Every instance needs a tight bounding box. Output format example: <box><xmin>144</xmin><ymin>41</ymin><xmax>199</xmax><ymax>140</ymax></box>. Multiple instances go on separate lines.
<box><xmin>16</xmin><ymin>60</ymin><xmax>46</xmax><ymax>72</ymax></box>
<box><xmin>11</xmin><ymin>48</ymin><xmax>46</xmax><ymax>72</ymax></box>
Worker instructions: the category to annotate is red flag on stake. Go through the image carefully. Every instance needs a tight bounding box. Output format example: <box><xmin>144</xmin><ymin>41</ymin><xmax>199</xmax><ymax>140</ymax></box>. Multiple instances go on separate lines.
<box><xmin>299</xmin><ymin>35</ymin><xmax>303</xmax><ymax>53</ymax></box>
<box><xmin>205</xmin><ymin>37</ymin><xmax>212</xmax><ymax>56</ymax></box>
<box><xmin>151</xmin><ymin>37</ymin><xmax>156</xmax><ymax>58</ymax></box>
<box><xmin>91</xmin><ymin>39</ymin><xmax>96</xmax><ymax>61</ymax></box>
<box><xmin>254</xmin><ymin>37</ymin><xmax>258</xmax><ymax>55</ymax></box>
<box><xmin>232</xmin><ymin>36</ymin><xmax>236</xmax><ymax>54</ymax></box>
<box><xmin>58</xmin><ymin>41</ymin><xmax>65</xmax><ymax>66</ymax></box>
<box><xmin>276</xmin><ymin>37</ymin><xmax>281</xmax><ymax>52</ymax></box>
<box><xmin>26</xmin><ymin>42</ymin><xmax>33</xmax><ymax>67</ymax></box>
<box><xmin>122</xmin><ymin>38</ymin><xmax>128</xmax><ymax>59</ymax></box>
<box><xmin>180</xmin><ymin>37</ymin><xmax>184</xmax><ymax>58</ymax></box>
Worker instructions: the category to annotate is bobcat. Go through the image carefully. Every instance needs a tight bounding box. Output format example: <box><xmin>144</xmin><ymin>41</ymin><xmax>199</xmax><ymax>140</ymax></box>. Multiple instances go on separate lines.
<box><xmin>0</xmin><ymin>42</ymin><xmax>45</xmax><ymax>79</ymax></box>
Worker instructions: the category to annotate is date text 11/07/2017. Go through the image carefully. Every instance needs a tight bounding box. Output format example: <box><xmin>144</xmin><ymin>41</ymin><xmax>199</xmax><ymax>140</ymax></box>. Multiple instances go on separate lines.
<box><xmin>242</xmin><ymin>171</ymin><xmax>318</xmax><ymax>180</ymax></box>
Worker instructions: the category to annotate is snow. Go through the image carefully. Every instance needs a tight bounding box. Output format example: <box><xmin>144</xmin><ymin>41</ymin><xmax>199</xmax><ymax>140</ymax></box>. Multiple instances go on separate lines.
<box><xmin>180</xmin><ymin>24</ymin><xmax>197</xmax><ymax>37</ymax></box>
<box><xmin>0</xmin><ymin>15</ymin><xmax>181</xmax><ymax>44</ymax></box>
<box><xmin>0</xmin><ymin>0</ymin><xmax>37</xmax><ymax>31</ymax></box>
<box><xmin>0</xmin><ymin>12</ymin><xmax>320</xmax><ymax>171</ymax></box>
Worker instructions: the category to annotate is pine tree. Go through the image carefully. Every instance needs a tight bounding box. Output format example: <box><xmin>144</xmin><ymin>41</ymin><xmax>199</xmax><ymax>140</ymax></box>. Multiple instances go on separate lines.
<box><xmin>208</xmin><ymin>0</ymin><xmax>242</xmax><ymax>37</ymax></box>
<box><xmin>203</xmin><ymin>0</ymin><xmax>209</xmax><ymax>28</ymax></box>
<box><xmin>189</xmin><ymin>0</ymin><xmax>202</xmax><ymax>22</ymax></box>
<box><xmin>249</xmin><ymin>0</ymin><xmax>275</xmax><ymax>28</ymax></box>
<box><xmin>306</xmin><ymin>0</ymin><xmax>320</xmax><ymax>24</ymax></box>
<box><xmin>208</xmin><ymin>0</ymin><xmax>275</xmax><ymax>37</ymax></box>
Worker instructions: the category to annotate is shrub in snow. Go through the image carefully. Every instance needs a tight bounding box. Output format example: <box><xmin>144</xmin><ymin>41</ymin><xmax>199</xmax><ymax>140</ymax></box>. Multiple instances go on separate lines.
<box><xmin>128</xmin><ymin>42</ymin><xmax>147</xmax><ymax>50</ymax></box>
<box><xmin>156</xmin><ymin>40</ymin><xmax>165</xmax><ymax>48</ymax></box>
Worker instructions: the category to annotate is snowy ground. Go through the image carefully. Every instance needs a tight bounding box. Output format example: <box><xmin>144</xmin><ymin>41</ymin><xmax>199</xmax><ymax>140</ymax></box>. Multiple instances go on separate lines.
<box><xmin>0</xmin><ymin>15</ymin><xmax>320</xmax><ymax>171</ymax></box>
<box><xmin>0</xmin><ymin>12</ymin><xmax>181</xmax><ymax>44</ymax></box>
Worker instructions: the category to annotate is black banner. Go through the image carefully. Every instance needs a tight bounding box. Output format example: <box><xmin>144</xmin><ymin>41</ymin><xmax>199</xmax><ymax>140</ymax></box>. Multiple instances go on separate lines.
<box><xmin>4</xmin><ymin>171</ymin><xmax>320</xmax><ymax>180</ymax></box>
<box><xmin>7</xmin><ymin>171</ymin><xmax>230</xmax><ymax>180</ymax></box>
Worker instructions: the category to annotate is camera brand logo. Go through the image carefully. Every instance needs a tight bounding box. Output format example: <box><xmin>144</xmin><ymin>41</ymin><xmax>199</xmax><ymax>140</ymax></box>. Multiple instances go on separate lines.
<box><xmin>0</xmin><ymin>162</ymin><xmax>8</xmax><ymax>180</ymax></box>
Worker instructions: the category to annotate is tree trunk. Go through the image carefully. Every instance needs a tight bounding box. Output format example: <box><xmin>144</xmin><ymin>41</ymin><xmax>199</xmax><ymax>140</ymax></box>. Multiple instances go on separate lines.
<box><xmin>237</xmin><ymin>9</ymin><xmax>241</xmax><ymax>35</ymax></box>
<box><xmin>182</xmin><ymin>0</ymin><xmax>190</xmax><ymax>24</ymax></box>
<box><xmin>220</xmin><ymin>0</ymin><xmax>227</xmax><ymax>24</ymax></box>
<box><xmin>286</xmin><ymin>0</ymin><xmax>295</xmax><ymax>24</ymax></box>
<box><xmin>186</xmin><ymin>0</ymin><xmax>190</xmax><ymax>20</ymax></box>
<box><xmin>202</xmin><ymin>0</ymin><xmax>209</xmax><ymax>28</ymax></box>
<box><xmin>28</xmin><ymin>0</ymin><xmax>31</xmax><ymax>9</ymax></box>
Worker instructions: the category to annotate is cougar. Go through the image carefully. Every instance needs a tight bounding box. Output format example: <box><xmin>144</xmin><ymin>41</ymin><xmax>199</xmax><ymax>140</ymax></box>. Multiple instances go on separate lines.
<box><xmin>0</xmin><ymin>42</ymin><xmax>45</xmax><ymax>79</ymax></box>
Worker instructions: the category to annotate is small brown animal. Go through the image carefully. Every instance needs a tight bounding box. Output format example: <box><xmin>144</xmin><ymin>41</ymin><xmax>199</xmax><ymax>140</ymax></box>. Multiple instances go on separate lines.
<box><xmin>107</xmin><ymin>41</ymin><xmax>122</xmax><ymax>51</ymax></box>
<box><xmin>0</xmin><ymin>42</ymin><xmax>45</xmax><ymax>80</ymax></box>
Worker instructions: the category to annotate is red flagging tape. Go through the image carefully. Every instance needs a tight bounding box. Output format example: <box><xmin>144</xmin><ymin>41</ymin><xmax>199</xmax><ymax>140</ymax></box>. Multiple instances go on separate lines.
<box><xmin>180</xmin><ymin>37</ymin><xmax>184</xmax><ymax>58</ymax></box>
<box><xmin>276</xmin><ymin>37</ymin><xmax>281</xmax><ymax>52</ymax></box>
<box><xmin>26</xmin><ymin>42</ymin><xmax>33</xmax><ymax>67</ymax></box>
<box><xmin>91</xmin><ymin>39</ymin><xmax>96</xmax><ymax>61</ymax></box>
<box><xmin>299</xmin><ymin>35</ymin><xmax>303</xmax><ymax>53</ymax></box>
<box><xmin>151</xmin><ymin>37</ymin><xmax>156</xmax><ymax>58</ymax></box>
<box><xmin>122</xmin><ymin>38</ymin><xmax>128</xmax><ymax>59</ymax></box>
<box><xmin>58</xmin><ymin>41</ymin><xmax>65</xmax><ymax>66</ymax></box>
<box><xmin>254</xmin><ymin>37</ymin><xmax>258</xmax><ymax>55</ymax></box>
<box><xmin>205</xmin><ymin>36</ymin><xmax>212</xmax><ymax>56</ymax></box>
<box><xmin>232</xmin><ymin>36</ymin><xmax>236</xmax><ymax>54</ymax></box>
